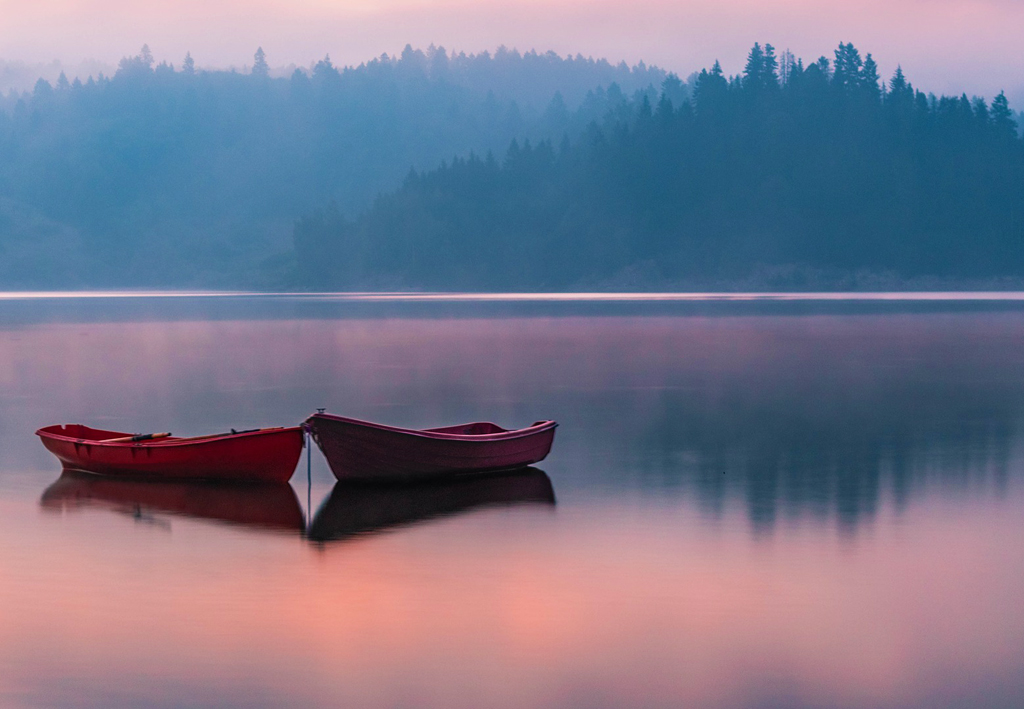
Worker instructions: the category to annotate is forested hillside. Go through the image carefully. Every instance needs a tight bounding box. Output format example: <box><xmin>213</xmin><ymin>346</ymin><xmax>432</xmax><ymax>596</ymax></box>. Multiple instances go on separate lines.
<box><xmin>0</xmin><ymin>45</ymin><xmax>666</xmax><ymax>287</ymax></box>
<box><xmin>293</xmin><ymin>43</ymin><xmax>1024</xmax><ymax>291</ymax></box>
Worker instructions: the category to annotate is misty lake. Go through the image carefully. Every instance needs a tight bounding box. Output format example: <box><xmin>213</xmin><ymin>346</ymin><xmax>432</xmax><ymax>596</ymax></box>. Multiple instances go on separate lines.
<box><xmin>2</xmin><ymin>293</ymin><xmax>1024</xmax><ymax>709</ymax></box>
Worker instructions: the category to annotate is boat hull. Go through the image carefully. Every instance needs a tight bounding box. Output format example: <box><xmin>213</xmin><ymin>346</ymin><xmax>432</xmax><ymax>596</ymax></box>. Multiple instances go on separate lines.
<box><xmin>307</xmin><ymin>413</ymin><xmax>557</xmax><ymax>481</ymax></box>
<box><xmin>36</xmin><ymin>424</ymin><xmax>304</xmax><ymax>483</ymax></box>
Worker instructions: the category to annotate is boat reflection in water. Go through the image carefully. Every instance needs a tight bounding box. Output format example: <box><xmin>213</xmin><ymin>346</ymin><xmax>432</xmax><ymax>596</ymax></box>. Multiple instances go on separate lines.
<box><xmin>39</xmin><ymin>471</ymin><xmax>306</xmax><ymax>533</ymax></box>
<box><xmin>308</xmin><ymin>467</ymin><xmax>556</xmax><ymax>542</ymax></box>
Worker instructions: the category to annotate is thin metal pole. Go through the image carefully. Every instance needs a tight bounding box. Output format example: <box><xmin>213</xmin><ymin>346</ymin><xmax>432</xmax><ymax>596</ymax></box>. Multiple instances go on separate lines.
<box><xmin>306</xmin><ymin>426</ymin><xmax>312</xmax><ymax>529</ymax></box>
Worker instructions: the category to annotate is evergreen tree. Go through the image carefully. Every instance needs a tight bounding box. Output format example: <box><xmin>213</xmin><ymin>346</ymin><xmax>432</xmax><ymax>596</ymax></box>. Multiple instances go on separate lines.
<box><xmin>544</xmin><ymin>91</ymin><xmax>569</xmax><ymax>131</ymax></box>
<box><xmin>182</xmin><ymin>52</ymin><xmax>195</xmax><ymax>76</ymax></box>
<box><xmin>816</xmin><ymin>56</ymin><xmax>832</xmax><ymax>81</ymax></box>
<box><xmin>427</xmin><ymin>45</ymin><xmax>450</xmax><ymax>79</ymax></box>
<box><xmin>991</xmin><ymin>91</ymin><xmax>1018</xmax><ymax>139</ymax></box>
<box><xmin>637</xmin><ymin>93</ymin><xmax>653</xmax><ymax>121</ymax></box>
<box><xmin>833</xmin><ymin>42</ymin><xmax>863</xmax><ymax>89</ymax></box>
<box><xmin>693</xmin><ymin>61</ymin><xmax>727</xmax><ymax>113</ymax></box>
<box><xmin>659</xmin><ymin>73</ymin><xmax>687</xmax><ymax>107</ymax></box>
<box><xmin>743</xmin><ymin>43</ymin><xmax>766</xmax><ymax>90</ymax></box>
<box><xmin>973</xmin><ymin>97</ymin><xmax>990</xmax><ymax>126</ymax></box>
<box><xmin>32</xmin><ymin>78</ymin><xmax>52</xmax><ymax>99</ymax></box>
<box><xmin>655</xmin><ymin>91</ymin><xmax>674</xmax><ymax>124</ymax></box>
<box><xmin>312</xmin><ymin>54</ymin><xmax>339</xmax><ymax>83</ymax></box>
<box><xmin>252</xmin><ymin>47</ymin><xmax>269</xmax><ymax>78</ymax></box>
<box><xmin>888</xmin><ymin>66</ymin><xmax>908</xmax><ymax>96</ymax></box>
<box><xmin>861</xmin><ymin>54</ymin><xmax>880</xmax><ymax>98</ymax></box>
<box><xmin>118</xmin><ymin>44</ymin><xmax>155</xmax><ymax>76</ymax></box>
<box><xmin>763</xmin><ymin>44</ymin><xmax>779</xmax><ymax>89</ymax></box>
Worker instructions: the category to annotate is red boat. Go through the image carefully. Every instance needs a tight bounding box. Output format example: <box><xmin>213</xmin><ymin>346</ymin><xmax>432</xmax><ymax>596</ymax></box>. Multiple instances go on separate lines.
<box><xmin>36</xmin><ymin>424</ymin><xmax>304</xmax><ymax>483</ymax></box>
<box><xmin>306</xmin><ymin>412</ymin><xmax>557</xmax><ymax>481</ymax></box>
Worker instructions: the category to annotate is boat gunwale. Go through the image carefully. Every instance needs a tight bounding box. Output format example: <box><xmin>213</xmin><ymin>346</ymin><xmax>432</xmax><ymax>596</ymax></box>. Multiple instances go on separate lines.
<box><xmin>35</xmin><ymin>424</ymin><xmax>304</xmax><ymax>448</ymax></box>
<box><xmin>307</xmin><ymin>413</ymin><xmax>557</xmax><ymax>442</ymax></box>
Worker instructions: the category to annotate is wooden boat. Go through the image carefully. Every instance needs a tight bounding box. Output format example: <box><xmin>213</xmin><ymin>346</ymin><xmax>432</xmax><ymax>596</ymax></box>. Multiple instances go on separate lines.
<box><xmin>40</xmin><ymin>472</ymin><xmax>305</xmax><ymax>533</ymax></box>
<box><xmin>36</xmin><ymin>424</ymin><xmax>304</xmax><ymax>483</ymax></box>
<box><xmin>306</xmin><ymin>412</ymin><xmax>557</xmax><ymax>481</ymax></box>
<box><xmin>308</xmin><ymin>467</ymin><xmax>555</xmax><ymax>542</ymax></box>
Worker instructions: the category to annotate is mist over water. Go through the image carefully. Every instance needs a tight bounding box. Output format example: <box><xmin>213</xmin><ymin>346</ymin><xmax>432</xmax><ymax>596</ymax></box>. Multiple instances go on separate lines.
<box><xmin>1</xmin><ymin>295</ymin><xmax>1023</xmax><ymax>708</ymax></box>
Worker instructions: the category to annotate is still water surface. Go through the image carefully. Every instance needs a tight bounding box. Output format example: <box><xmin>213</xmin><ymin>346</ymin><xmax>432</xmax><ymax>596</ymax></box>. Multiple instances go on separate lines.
<box><xmin>2</xmin><ymin>295</ymin><xmax>1023</xmax><ymax>708</ymax></box>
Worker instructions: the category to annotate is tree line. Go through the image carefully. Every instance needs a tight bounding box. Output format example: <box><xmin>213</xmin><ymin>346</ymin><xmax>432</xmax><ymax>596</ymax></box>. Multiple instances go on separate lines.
<box><xmin>0</xmin><ymin>45</ymin><xmax>665</xmax><ymax>287</ymax></box>
<box><xmin>292</xmin><ymin>42</ymin><xmax>1023</xmax><ymax>290</ymax></box>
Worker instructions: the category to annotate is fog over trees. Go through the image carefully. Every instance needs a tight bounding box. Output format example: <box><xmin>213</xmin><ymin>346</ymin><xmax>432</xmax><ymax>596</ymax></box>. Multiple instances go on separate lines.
<box><xmin>0</xmin><ymin>42</ymin><xmax>1021</xmax><ymax>290</ymax></box>
<box><xmin>0</xmin><ymin>59</ymin><xmax>117</xmax><ymax>94</ymax></box>
<box><xmin>0</xmin><ymin>45</ymin><xmax>666</xmax><ymax>287</ymax></box>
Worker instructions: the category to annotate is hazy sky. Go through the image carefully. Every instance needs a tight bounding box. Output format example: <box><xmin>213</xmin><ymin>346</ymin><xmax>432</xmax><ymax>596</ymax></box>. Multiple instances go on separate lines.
<box><xmin>1</xmin><ymin>0</ymin><xmax>1022</xmax><ymax>102</ymax></box>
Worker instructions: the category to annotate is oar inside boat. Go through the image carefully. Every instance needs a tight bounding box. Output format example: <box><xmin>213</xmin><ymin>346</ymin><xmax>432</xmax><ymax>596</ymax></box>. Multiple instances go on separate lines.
<box><xmin>100</xmin><ymin>427</ymin><xmax>288</xmax><ymax>444</ymax></box>
<box><xmin>99</xmin><ymin>432</ymin><xmax>172</xmax><ymax>443</ymax></box>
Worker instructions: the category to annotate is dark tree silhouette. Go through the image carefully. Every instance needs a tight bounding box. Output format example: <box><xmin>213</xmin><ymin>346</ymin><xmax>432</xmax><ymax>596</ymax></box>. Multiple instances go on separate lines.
<box><xmin>289</xmin><ymin>42</ymin><xmax>1024</xmax><ymax>291</ymax></box>
<box><xmin>992</xmin><ymin>92</ymin><xmax>1018</xmax><ymax>139</ymax></box>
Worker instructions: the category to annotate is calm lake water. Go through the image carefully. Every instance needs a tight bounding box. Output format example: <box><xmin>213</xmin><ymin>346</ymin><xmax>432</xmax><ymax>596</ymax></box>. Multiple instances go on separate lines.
<box><xmin>2</xmin><ymin>294</ymin><xmax>1024</xmax><ymax>709</ymax></box>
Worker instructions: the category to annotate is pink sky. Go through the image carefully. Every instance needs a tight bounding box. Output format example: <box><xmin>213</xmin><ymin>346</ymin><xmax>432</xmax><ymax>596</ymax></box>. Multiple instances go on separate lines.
<box><xmin>1</xmin><ymin>0</ymin><xmax>1022</xmax><ymax>99</ymax></box>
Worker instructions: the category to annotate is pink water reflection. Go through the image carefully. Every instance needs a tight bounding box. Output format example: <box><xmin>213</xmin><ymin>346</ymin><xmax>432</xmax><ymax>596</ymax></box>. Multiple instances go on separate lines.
<box><xmin>1</xmin><ymin>303</ymin><xmax>1023</xmax><ymax>707</ymax></box>
<box><xmin>2</xmin><ymin>492</ymin><xmax>1023</xmax><ymax>708</ymax></box>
